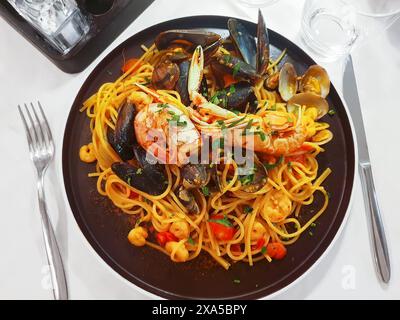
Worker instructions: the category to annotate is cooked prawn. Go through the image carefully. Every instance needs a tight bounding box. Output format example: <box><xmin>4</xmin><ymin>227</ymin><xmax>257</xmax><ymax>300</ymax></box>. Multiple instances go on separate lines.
<box><xmin>134</xmin><ymin>103</ymin><xmax>201</xmax><ymax>166</ymax></box>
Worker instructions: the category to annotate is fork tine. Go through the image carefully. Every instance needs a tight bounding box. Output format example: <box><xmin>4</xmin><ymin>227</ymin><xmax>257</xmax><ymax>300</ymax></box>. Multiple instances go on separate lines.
<box><xmin>23</xmin><ymin>103</ymin><xmax>40</xmax><ymax>150</ymax></box>
<box><xmin>17</xmin><ymin>105</ymin><xmax>34</xmax><ymax>152</ymax></box>
<box><xmin>37</xmin><ymin>101</ymin><xmax>54</xmax><ymax>149</ymax></box>
<box><xmin>30</xmin><ymin>102</ymin><xmax>47</xmax><ymax>150</ymax></box>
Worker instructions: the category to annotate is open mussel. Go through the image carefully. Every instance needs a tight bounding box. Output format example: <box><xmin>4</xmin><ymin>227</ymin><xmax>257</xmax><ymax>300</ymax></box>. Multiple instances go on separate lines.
<box><xmin>152</xmin><ymin>58</ymin><xmax>180</xmax><ymax>90</ymax></box>
<box><xmin>176</xmin><ymin>60</ymin><xmax>190</xmax><ymax>105</ymax></box>
<box><xmin>238</xmin><ymin>155</ymin><xmax>268</xmax><ymax>193</ymax></box>
<box><xmin>111</xmin><ymin>145</ymin><xmax>168</xmax><ymax>196</ymax></box>
<box><xmin>181</xmin><ymin>164</ymin><xmax>211</xmax><ymax>189</ymax></box>
<box><xmin>279</xmin><ymin>62</ymin><xmax>298</xmax><ymax>102</ymax></box>
<box><xmin>111</xmin><ymin>161</ymin><xmax>168</xmax><ymax>196</ymax></box>
<box><xmin>299</xmin><ymin>65</ymin><xmax>330</xmax><ymax>98</ymax></box>
<box><xmin>265</xmin><ymin>72</ymin><xmax>279</xmax><ymax>90</ymax></box>
<box><xmin>212</xmin><ymin>52</ymin><xmax>260</xmax><ymax>82</ymax></box>
<box><xmin>256</xmin><ymin>9</ymin><xmax>270</xmax><ymax>77</ymax></box>
<box><xmin>155</xmin><ymin>29</ymin><xmax>221</xmax><ymax>51</ymax></box>
<box><xmin>228</xmin><ymin>18</ymin><xmax>257</xmax><ymax>68</ymax></box>
<box><xmin>226</xmin><ymin>10</ymin><xmax>270</xmax><ymax>77</ymax></box>
<box><xmin>212</xmin><ymin>81</ymin><xmax>258</xmax><ymax>113</ymax></box>
<box><xmin>112</xmin><ymin>101</ymin><xmax>137</xmax><ymax>161</ymax></box>
<box><xmin>177</xmin><ymin>186</ymin><xmax>200</xmax><ymax>214</ymax></box>
<box><xmin>287</xmin><ymin>92</ymin><xmax>329</xmax><ymax>119</ymax></box>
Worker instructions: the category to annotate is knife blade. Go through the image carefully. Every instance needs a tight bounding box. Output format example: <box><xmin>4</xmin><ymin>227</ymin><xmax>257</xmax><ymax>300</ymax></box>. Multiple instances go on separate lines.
<box><xmin>343</xmin><ymin>55</ymin><xmax>391</xmax><ymax>283</ymax></box>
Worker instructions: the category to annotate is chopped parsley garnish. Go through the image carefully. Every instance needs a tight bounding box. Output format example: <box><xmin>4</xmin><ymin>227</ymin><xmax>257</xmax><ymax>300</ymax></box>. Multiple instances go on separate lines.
<box><xmin>244</xmin><ymin>206</ymin><xmax>253</xmax><ymax>214</ymax></box>
<box><xmin>311</xmin><ymin>222</ymin><xmax>317</xmax><ymax>228</ymax></box>
<box><xmin>156</xmin><ymin>103</ymin><xmax>169</xmax><ymax>112</ymax></box>
<box><xmin>233</xmin><ymin>279</ymin><xmax>241</xmax><ymax>284</ymax></box>
<box><xmin>142</xmin><ymin>77</ymin><xmax>151</xmax><ymax>85</ymax></box>
<box><xmin>245</xmin><ymin>119</ymin><xmax>254</xmax><ymax>131</ymax></box>
<box><xmin>232</xmin><ymin>63</ymin><xmax>241</xmax><ymax>77</ymax></box>
<box><xmin>328</xmin><ymin>109</ymin><xmax>336</xmax><ymax>116</ymax></box>
<box><xmin>232</xmin><ymin>109</ymin><xmax>241</xmax><ymax>115</ymax></box>
<box><xmin>127</xmin><ymin>177</ymin><xmax>132</xmax><ymax>185</ymax></box>
<box><xmin>287</xmin><ymin>116</ymin><xmax>294</xmax><ymax>123</ymax></box>
<box><xmin>135</xmin><ymin>218</ymin><xmax>141</xmax><ymax>227</ymax></box>
<box><xmin>227</xmin><ymin>116</ymin><xmax>247</xmax><ymax>128</ymax></box>
<box><xmin>187</xmin><ymin>237</ymin><xmax>195</xmax><ymax>245</ymax></box>
<box><xmin>242</xmin><ymin>130</ymin><xmax>266</xmax><ymax>141</ymax></box>
<box><xmin>287</xmin><ymin>161</ymin><xmax>292</xmax><ymax>169</ymax></box>
<box><xmin>210</xmin><ymin>89</ymin><xmax>228</xmax><ymax>107</ymax></box>
<box><xmin>217</xmin><ymin>119</ymin><xmax>226</xmax><ymax>129</ymax></box>
<box><xmin>239</xmin><ymin>174</ymin><xmax>254</xmax><ymax>186</ymax></box>
<box><xmin>224</xmin><ymin>54</ymin><xmax>232</xmax><ymax>64</ymax></box>
<box><xmin>209</xmin><ymin>216</ymin><xmax>233</xmax><ymax>227</ymax></box>
<box><xmin>269</xmin><ymin>104</ymin><xmax>277</xmax><ymax>111</ymax></box>
<box><xmin>168</xmin><ymin>113</ymin><xmax>187</xmax><ymax>127</ymax></box>
<box><xmin>309</xmin><ymin>231</ymin><xmax>314</xmax><ymax>236</ymax></box>
<box><xmin>263</xmin><ymin>155</ymin><xmax>284</xmax><ymax>170</ymax></box>
<box><xmin>210</xmin><ymin>94</ymin><xmax>220</xmax><ymax>105</ymax></box>
<box><xmin>201</xmin><ymin>186</ymin><xmax>210</xmax><ymax>196</ymax></box>
<box><xmin>177</xmin><ymin>121</ymin><xmax>187</xmax><ymax>127</ymax></box>
<box><xmin>229</xmin><ymin>84</ymin><xmax>236</xmax><ymax>94</ymax></box>
<box><xmin>261</xmin><ymin>246</ymin><xmax>267</xmax><ymax>254</ymax></box>
<box><xmin>136</xmin><ymin>168</ymin><xmax>143</xmax><ymax>175</ymax></box>
<box><xmin>256</xmin><ymin>131</ymin><xmax>266</xmax><ymax>141</ymax></box>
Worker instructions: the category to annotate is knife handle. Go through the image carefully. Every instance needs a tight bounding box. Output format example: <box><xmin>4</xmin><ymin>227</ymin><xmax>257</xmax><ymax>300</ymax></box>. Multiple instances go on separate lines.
<box><xmin>359</xmin><ymin>163</ymin><xmax>391</xmax><ymax>283</ymax></box>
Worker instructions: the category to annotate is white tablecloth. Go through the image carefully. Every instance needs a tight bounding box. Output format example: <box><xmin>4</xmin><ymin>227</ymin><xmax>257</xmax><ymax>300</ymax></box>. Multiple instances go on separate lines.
<box><xmin>0</xmin><ymin>0</ymin><xmax>399</xmax><ymax>299</ymax></box>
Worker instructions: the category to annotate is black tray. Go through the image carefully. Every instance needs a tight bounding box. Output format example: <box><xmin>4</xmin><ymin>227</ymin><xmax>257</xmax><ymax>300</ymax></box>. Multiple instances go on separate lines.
<box><xmin>0</xmin><ymin>0</ymin><xmax>155</xmax><ymax>73</ymax></box>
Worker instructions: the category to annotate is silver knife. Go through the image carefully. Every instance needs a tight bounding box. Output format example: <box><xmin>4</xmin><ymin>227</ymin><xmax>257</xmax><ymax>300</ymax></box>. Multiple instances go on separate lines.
<box><xmin>343</xmin><ymin>56</ymin><xmax>391</xmax><ymax>283</ymax></box>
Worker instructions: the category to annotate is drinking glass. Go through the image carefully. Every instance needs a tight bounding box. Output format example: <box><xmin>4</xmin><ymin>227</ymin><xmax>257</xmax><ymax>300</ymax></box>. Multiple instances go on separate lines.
<box><xmin>7</xmin><ymin>0</ymin><xmax>90</xmax><ymax>55</ymax></box>
<box><xmin>238</xmin><ymin>0</ymin><xmax>279</xmax><ymax>8</ymax></box>
<box><xmin>300</xmin><ymin>0</ymin><xmax>400</xmax><ymax>61</ymax></box>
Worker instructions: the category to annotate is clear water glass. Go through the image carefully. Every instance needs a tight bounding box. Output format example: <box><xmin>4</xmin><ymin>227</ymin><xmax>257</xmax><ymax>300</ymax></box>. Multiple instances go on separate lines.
<box><xmin>300</xmin><ymin>0</ymin><xmax>400</xmax><ymax>61</ymax></box>
<box><xmin>7</xmin><ymin>0</ymin><xmax>90</xmax><ymax>55</ymax></box>
<box><xmin>238</xmin><ymin>0</ymin><xmax>279</xmax><ymax>8</ymax></box>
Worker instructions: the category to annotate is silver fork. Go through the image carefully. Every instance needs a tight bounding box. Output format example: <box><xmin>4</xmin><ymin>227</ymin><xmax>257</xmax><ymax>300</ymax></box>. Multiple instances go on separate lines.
<box><xmin>18</xmin><ymin>102</ymin><xmax>68</xmax><ymax>300</ymax></box>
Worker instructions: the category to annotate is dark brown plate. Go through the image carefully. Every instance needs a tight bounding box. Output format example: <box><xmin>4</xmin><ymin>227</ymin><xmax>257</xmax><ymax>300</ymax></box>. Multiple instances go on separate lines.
<box><xmin>62</xmin><ymin>16</ymin><xmax>355</xmax><ymax>299</ymax></box>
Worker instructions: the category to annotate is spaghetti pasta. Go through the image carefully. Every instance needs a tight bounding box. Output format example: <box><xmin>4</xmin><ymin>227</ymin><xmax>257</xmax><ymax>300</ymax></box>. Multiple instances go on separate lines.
<box><xmin>79</xmin><ymin>34</ymin><xmax>333</xmax><ymax>270</ymax></box>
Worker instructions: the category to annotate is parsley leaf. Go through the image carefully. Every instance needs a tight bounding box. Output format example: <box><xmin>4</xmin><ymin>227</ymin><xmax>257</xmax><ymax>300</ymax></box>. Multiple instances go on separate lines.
<box><xmin>209</xmin><ymin>216</ymin><xmax>233</xmax><ymax>227</ymax></box>
<box><xmin>263</xmin><ymin>155</ymin><xmax>284</xmax><ymax>170</ymax></box>
<box><xmin>227</xmin><ymin>116</ymin><xmax>247</xmax><ymax>128</ymax></box>
<box><xmin>232</xmin><ymin>63</ymin><xmax>241</xmax><ymax>77</ymax></box>
<box><xmin>217</xmin><ymin>119</ymin><xmax>226</xmax><ymax>129</ymax></box>
<box><xmin>328</xmin><ymin>109</ymin><xmax>336</xmax><ymax>116</ymax></box>
<box><xmin>224</xmin><ymin>54</ymin><xmax>232</xmax><ymax>64</ymax></box>
<box><xmin>201</xmin><ymin>186</ymin><xmax>210</xmax><ymax>196</ymax></box>
<box><xmin>244</xmin><ymin>206</ymin><xmax>253</xmax><ymax>214</ymax></box>
<box><xmin>187</xmin><ymin>237</ymin><xmax>195</xmax><ymax>245</ymax></box>
<box><xmin>156</xmin><ymin>103</ymin><xmax>169</xmax><ymax>113</ymax></box>
<box><xmin>261</xmin><ymin>246</ymin><xmax>267</xmax><ymax>254</ymax></box>
<box><xmin>239</xmin><ymin>174</ymin><xmax>254</xmax><ymax>186</ymax></box>
<box><xmin>168</xmin><ymin>113</ymin><xmax>187</xmax><ymax>127</ymax></box>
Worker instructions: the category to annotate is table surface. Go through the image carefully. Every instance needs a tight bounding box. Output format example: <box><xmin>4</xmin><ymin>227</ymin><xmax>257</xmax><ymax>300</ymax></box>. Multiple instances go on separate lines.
<box><xmin>1</xmin><ymin>0</ymin><xmax>399</xmax><ymax>299</ymax></box>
